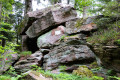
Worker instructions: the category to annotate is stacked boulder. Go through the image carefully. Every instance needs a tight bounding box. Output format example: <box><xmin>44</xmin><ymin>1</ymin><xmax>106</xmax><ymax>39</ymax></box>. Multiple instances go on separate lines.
<box><xmin>18</xmin><ymin>4</ymin><xmax>98</xmax><ymax>72</ymax></box>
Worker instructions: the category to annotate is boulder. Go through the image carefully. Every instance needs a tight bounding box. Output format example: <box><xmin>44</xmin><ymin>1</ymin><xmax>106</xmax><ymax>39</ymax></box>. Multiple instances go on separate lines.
<box><xmin>90</xmin><ymin>45</ymin><xmax>120</xmax><ymax>72</ymax></box>
<box><xmin>37</xmin><ymin>25</ymin><xmax>65</xmax><ymax>48</ymax></box>
<box><xmin>0</xmin><ymin>50</ymin><xmax>19</xmax><ymax>74</ymax></box>
<box><xmin>43</xmin><ymin>40</ymin><xmax>95</xmax><ymax>70</ymax></box>
<box><xmin>26</xmin><ymin>4</ymin><xmax>77</xmax><ymax>38</ymax></box>
<box><xmin>65</xmin><ymin>18</ymin><xmax>97</xmax><ymax>34</ymax></box>
<box><xmin>14</xmin><ymin>51</ymin><xmax>43</xmax><ymax>73</ymax></box>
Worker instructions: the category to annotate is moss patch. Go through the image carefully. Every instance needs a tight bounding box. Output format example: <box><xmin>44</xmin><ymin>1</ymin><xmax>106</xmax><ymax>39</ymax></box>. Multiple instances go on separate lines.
<box><xmin>72</xmin><ymin>65</ymin><xmax>94</xmax><ymax>77</ymax></box>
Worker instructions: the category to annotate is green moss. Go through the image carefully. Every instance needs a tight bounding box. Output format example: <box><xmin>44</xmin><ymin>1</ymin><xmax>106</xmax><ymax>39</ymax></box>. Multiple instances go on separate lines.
<box><xmin>72</xmin><ymin>65</ymin><xmax>94</xmax><ymax>77</ymax></box>
<box><xmin>20</xmin><ymin>51</ymin><xmax>32</xmax><ymax>57</ymax></box>
<box><xmin>75</xmin><ymin>18</ymin><xmax>85</xmax><ymax>28</ymax></box>
<box><xmin>89</xmin><ymin>62</ymin><xmax>99</xmax><ymax>69</ymax></box>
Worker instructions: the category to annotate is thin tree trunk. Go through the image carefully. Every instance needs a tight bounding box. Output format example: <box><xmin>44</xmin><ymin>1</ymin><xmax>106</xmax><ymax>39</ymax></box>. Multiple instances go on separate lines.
<box><xmin>83</xmin><ymin>6</ymin><xmax>87</xmax><ymax>19</ymax></box>
<box><xmin>25</xmin><ymin>0</ymin><xmax>32</xmax><ymax>15</ymax></box>
<box><xmin>58</xmin><ymin>0</ymin><xmax>61</xmax><ymax>3</ymax></box>
<box><xmin>0</xmin><ymin>3</ymin><xmax>2</xmax><ymax>21</ymax></box>
<box><xmin>67</xmin><ymin>0</ymin><xmax>70</xmax><ymax>4</ymax></box>
<box><xmin>2</xmin><ymin>39</ymin><xmax>5</xmax><ymax>47</ymax></box>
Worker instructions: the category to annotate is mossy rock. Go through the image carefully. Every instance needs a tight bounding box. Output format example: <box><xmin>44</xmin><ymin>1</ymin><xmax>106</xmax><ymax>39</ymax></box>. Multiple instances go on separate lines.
<box><xmin>72</xmin><ymin>65</ymin><xmax>94</xmax><ymax>77</ymax></box>
<box><xmin>75</xmin><ymin>18</ymin><xmax>86</xmax><ymax>28</ymax></box>
<box><xmin>89</xmin><ymin>62</ymin><xmax>99</xmax><ymax>69</ymax></box>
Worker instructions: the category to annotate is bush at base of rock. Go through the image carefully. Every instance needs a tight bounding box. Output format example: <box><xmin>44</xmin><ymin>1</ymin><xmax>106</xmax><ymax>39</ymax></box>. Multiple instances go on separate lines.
<box><xmin>72</xmin><ymin>65</ymin><xmax>94</xmax><ymax>77</ymax></box>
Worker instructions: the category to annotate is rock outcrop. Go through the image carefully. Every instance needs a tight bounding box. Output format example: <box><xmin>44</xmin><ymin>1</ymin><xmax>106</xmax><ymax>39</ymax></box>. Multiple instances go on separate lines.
<box><xmin>14</xmin><ymin>51</ymin><xmax>43</xmax><ymax>73</ymax></box>
<box><xmin>90</xmin><ymin>45</ymin><xmax>120</xmax><ymax>72</ymax></box>
<box><xmin>19</xmin><ymin>4</ymin><xmax>98</xmax><ymax>73</ymax></box>
<box><xmin>0</xmin><ymin>50</ymin><xmax>19</xmax><ymax>74</ymax></box>
<box><xmin>43</xmin><ymin>41</ymin><xmax>95</xmax><ymax>70</ymax></box>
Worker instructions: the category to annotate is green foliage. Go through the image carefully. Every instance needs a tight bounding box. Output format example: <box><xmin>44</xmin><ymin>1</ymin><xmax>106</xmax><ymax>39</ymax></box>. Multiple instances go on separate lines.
<box><xmin>0</xmin><ymin>22</ymin><xmax>15</xmax><ymax>41</ymax></box>
<box><xmin>72</xmin><ymin>65</ymin><xmax>94</xmax><ymax>77</ymax></box>
<box><xmin>20</xmin><ymin>51</ymin><xmax>32</xmax><ymax>56</ymax></box>
<box><xmin>75</xmin><ymin>18</ymin><xmax>84</xmax><ymax>28</ymax></box>
<box><xmin>59</xmin><ymin>35</ymin><xmax>66</xmax><ymax>41</ymax></box>
<box><xmin>0</xmin><ymin>67</ymin><xmax>23</xmax><ymax>80</ymax></box>
<box><xmin>115</xmin><ymin>39</ymin><xmax>120</xmax><ymax>45</ymax></box>
<box><xmin>92</xmin><ymin>76</ymin><xmax>104</xmax><ymax>80</ymax></box>
<box><xmin>87</xmin><ymin>28</ymin><xmax>120</xmax><ymax>44</ymax></box>
<box><xmin>35</xmin><ymin>67</ymin><xmax>87</xmax><ymax>80</ymax></box>
<box><xmin>0</xmin><ymin>0</ymin><xmax>14</xmax><ymax>20</ymax></box>
<box><xmin>74</xmin><ymin>0</ymin><xmax>94</xmax><ymax>16</ymax></box>
<box><xmin>59</xmin><ymin>65</ymin><xmax>67</xmax><ymax>72</ymax></box>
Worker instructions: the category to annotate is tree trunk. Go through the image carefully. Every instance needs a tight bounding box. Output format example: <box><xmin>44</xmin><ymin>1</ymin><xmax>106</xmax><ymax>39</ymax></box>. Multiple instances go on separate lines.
<box><xmin>58</xmin><ymin>0</ymin><xmax>61</xmax><ymax>3</ymax></box>
<box><xmin>0</xmin><ymin>3</ymin><xmax>2</xmax><ymax>21</ymax></box>
<box><xmin>2</xmin><ymin>39</ymin><xmax>5</xmax><ymax>47</ymax></box>
<box><xmin>83</xmin><ymin>6</ymin><xmax>87</xmax><ymax>19</ymax></box>
<box><xmin>25</xmin><ymin>0</ymin><xmax>32</xmax><ymax>15</ymax></box>
<box><xmin>67</xmin><ymin>0</ymin><xmax>70</xmax><ymax>4</ymax></box>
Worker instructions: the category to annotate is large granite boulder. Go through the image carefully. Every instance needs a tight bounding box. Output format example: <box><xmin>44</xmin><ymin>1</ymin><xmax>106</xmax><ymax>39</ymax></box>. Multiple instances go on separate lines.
<box><xmin>14</xmin><ymin>51</ymin><xmax>43</xmax><ymax>73</ymax></box>
<box><xmin>21</xmin><ymin>4</ymin><xmax>66</xmax><ymax>35</ymax></box>
<box><xmin>90</xmin><ymin>45</ymin><xmax>120</xmax><ymax>72</ymax></box>
<box><xmin>26</xmin><ymin>4</ymin><xmax>77</xmax><ymax>38</ymax></box>
<box><xmin>37</xmin><ymin>25</ymin><xmax>65</xmax><ymax>48</ymax></box>
<box><xmin>43</xmin><ymin>39</ymin><xmax>95</xmax><ymax>70</ymax></box>
<box><xmin>0</xmin><ymin>50</ymin><xmax>19</xmax><ymax>74</ymax></box>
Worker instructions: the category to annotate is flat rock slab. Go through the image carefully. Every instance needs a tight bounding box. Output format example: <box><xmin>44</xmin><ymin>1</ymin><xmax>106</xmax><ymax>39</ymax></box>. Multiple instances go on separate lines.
<box><xmin>65</xmin><ymin>18</ymin><xmax>97</xmax><ymax>34</ymax></box>
<box><xmin>23</xmin><ymin>71</ymin><xmax>52</xmax><ymax>80</ymax></box>
<box><xmin>26</xmin><ymin>4</ymin><xmax>77</xmax><ymax>38</ymax></box>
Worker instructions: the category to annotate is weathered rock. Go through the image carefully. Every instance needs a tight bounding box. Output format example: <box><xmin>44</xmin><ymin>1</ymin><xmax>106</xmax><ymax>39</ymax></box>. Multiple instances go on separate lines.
<box><xmin>0</xmin><ymin>50</ymin><xmax>19</xmax><ymax>74</ymax></box>
<box><xmin>65</xmin><ymin>18</ymin><xmax>97</xmax><ymax>34</ymax></box>
<box><xmin>43</xmin><ymin>40</ymin><xmax>95</xmax><ymax>70</ymax></box>
<box><xmin>26</xmin><ymin>4</ymin><xmax>77</xmax><ymax>38</ymax></box>
<box><xmin>37</xmin><ymin>26</ymin><xmax>65</xmax><ymax>48</ymax></box>
<box><xmin>90</xmin><ymin>45</ymin><xmax>120</xmax><ymax>72</ymax></box>
<box><xmin>65</xmin><ymin>65</ymin><xmax>79</xmax><ymax>72</ymax></box>
<box><xmin>14</xmin><ymin>51</ymin><xmax>43</xmax><ymax>72</ymax></box>
<box><xmin>83</xmin><ymin>16</ymin><xmax>96</xmax><ymax>25</ymax></box>
<box><xmin>40</xmin><ymin>49</ymin><xmax>50</xmax><ymax>55</ymax></box>
<box><xmin>22</xmin><ymin>71</ymin><xmax>53</xmax><ymax>80</ymax></box>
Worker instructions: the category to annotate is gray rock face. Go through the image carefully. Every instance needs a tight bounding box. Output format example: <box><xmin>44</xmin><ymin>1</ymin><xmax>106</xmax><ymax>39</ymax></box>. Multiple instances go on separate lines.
<box><xmin>14</xmin><ymin>51</ymin><xmax>43</xmax><ymax>72</ymax></box>
<box><xmin>26</xmin><ymin>4</ymin><xmax>77</xmax><ymax>38</ymax></box>
<box><xmin>65</xmin><ymin>18</ymin><xmax>97</xmax><ymax>34</ymax></box>
<box><xmin>43</xmin><ymin>41</ymin><xmax>95</xmax><ymax>70</ymax></box>
<box><xmin>0</xmin><ymin>50</ymin><xmax>19</xmax><ymax>74</ymax></box>
<box><xmin>90</xmin><ymin>45</ymin><xmax>120</xmax><ymax>72</ymax></box>
<box><xmin>37</xmin><ymin>25</ymin><xmax>65</xmax><ymax>48</ymax></box>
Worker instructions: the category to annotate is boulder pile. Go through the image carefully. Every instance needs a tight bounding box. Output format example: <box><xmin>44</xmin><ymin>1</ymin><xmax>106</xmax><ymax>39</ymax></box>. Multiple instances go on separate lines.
<box><xmin>16</xmin><ymin>4</ymin><xmax>98</xmax><ymax>72</ymax></box>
